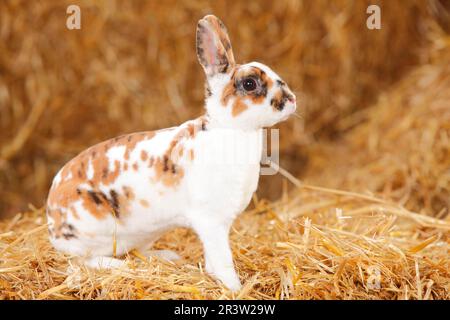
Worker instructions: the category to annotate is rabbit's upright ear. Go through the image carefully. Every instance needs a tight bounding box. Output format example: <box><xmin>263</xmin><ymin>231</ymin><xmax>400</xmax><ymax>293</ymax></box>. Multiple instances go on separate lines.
<box><xmin>196</xmin><ymin>15</ymin><xmax>236</xmax><ymax>77</ymax></box>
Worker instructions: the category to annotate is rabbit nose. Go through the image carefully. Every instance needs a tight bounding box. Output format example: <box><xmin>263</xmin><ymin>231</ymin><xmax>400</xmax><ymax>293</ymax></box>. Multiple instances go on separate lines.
<box><xmin>287</xmin><ymin>94</ymin><xmax>296</xmax><ymax>103</ymax></box>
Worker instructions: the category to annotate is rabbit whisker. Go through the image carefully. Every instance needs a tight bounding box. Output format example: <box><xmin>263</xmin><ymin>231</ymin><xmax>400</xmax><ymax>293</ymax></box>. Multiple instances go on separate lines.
<box><xmin>292</xmin><ymin>111</ymin><xmax>303</xmax><ymax>120</ymax></box>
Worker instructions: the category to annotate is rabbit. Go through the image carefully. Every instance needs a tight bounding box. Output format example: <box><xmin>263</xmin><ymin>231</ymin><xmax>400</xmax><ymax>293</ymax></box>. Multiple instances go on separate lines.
<box><xmin>46</xmin><ymin>14</ymin><xmax>296</xmax><ymax>292</ymax></box>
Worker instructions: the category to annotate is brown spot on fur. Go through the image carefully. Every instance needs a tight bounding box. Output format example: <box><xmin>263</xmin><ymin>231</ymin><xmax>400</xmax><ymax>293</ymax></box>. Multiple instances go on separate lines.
<box><xmin>232</xmin><ymin>99</ymin><xmax>248</xmax><ymax>117</ymax></box>
<box><xmin>109</xmin><ymin>190</ymin><xmax>120</xmax><ymax>218</ymax></box>
<box><xmin>187</xmin><ymin>123</ymin><xmax>196</xmax><ymax>137</ymax></box>
<box><xmin>256</xmin><ymin>68</ymin><xmax>273</xmax><ymax>90</ymax></box>
<box><xmin>139</xmin><ymin>199</ymin><xmax>150</xmax><ymax>208</ymax></box>
<box><xmin>78</xmin><ymin>189</ymin><xmax>112</xmax><ymax>220</ymax></box>
<box><xmin>221</xmin><ymin>82</ymin><xmax>235</xmax><ymax>106</ymax></box>
<box><xmin>122</xmin><ymin>186</ymin><xmax>135</xmax><ymax>200</ymax></box>
<box><xmin>189</xmin><ymin>149</ymin><xmax>195</xmax><ymax>161</ymax></box>
<box><xmin>141</xmin><ymin>150</ymin><xmax>148</xmax><ymax>161</ymax></box>
<box><xmin>47</xmin><ymin>208</ymin><xmax>63</xmax><ymax>238</ymax></box>
<box><xmin>47</xmin><ymin>208</ymin><xmax>78</xmax><ymax>239</ymax></box>
<box><xmin>201</xmin><ymin>118</ymin><xmax>207</xmax><ymax>131</ymax></box>
<box><xmin>71</xmin><ymin>188</ymin><xmax>123</xmax><ymax>221</ymax></box>
<box><xmin>133</xmin><ymin>162</ymin><xmax>139</xmax><ymax>171</ymax></box>
<box><xmin>48</xmin><ymin>181</ymin><xmax>83</xmax><ymax>212</ymax></box>
<box><xmin>221</xmin><ymin>68</ymin><xmax>238</xmax><ymax>106</ymax></box>
<box><xmin>270</xmin><ymin>90</ymin><xmax>283</xmax><ymax>111</ymax></box>
<box><xmin>149</xmin><ymin>118</ymin><xmax>207</xmax><ymax>188</ymax></box>
<box><xmin>101</xmin><ymin>168</ymin><xmax>108</xmax><ymax>179</ymax></box>
<box><xmin>221</xmin><ymin>66</ymin><xmax>273</xmax><ymax>107</ymax></box>
<box><xmin>62</xmin><ymin>223</ymin><xmax>77</xmax><ymax>240</ymax></box>
<box><xmin>165</xmin><ymin>116</ymin><xmax>207</xmax><ymax>163</ymax></box>
<box><xmin>205</xmin><ymin>83</ymin><xmax>212</xmax><ymax>97</ymax></box>
<box><xmin>162</xmin><ymin>155</ymin><xmax>169</xmax><ymax>172</ymax></box>
<box><xmin>122</xmin><ymin>132</ymin><xmax>155</xmax><ymax>160</ymax></box>
<box><xmin>153</xmin><ymin>157</ymin><xmax>185</xmax><ymax>188</ymax></box>
<box><xmin>81</xmin><ymin>187</ymin><xmax>134</xmax><ymax>221</ymax></box>
<box><xmin>148</xmin><ymin>156</ymin><xmax>155</xmax><ymax>167</ymax></box>
<box><xmin>270</xmin><ymin>89</ymin><xmax>293</xmax><ymax>111</ymax></box>
<box><xmin>70</xmin><ymin>206</ymin><xmax>79</xmax><ymax>220</ymax></box>
<box><xmin>88</xmin><ymin>190</ymin><xmax>102</xmax><ymax>205</ymax></box>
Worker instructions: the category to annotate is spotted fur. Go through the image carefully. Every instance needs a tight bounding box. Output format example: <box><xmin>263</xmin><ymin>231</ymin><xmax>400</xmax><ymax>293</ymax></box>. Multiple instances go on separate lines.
<box><xmin>47</xmin><ymin>15</ymin><xmax>297</xmax><ymax>292</ymax></box>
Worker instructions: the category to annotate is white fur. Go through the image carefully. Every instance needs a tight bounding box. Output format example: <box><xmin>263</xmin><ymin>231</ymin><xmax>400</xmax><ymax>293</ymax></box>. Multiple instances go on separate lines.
<box><xmin>86</xmin><ymin>160</ymin><xmax>94</xmax><ymax>180</ymax></box>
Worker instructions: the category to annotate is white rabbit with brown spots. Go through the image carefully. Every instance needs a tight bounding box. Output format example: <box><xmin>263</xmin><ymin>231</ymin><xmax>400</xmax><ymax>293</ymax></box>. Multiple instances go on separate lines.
<box><xmin>46</xmin><ymin>15</ymin><xmax>296</xmax><ymax>292</ymax></box>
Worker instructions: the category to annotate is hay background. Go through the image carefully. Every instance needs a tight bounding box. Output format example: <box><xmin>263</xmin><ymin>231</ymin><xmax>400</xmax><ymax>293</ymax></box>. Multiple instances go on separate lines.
<box><xmin>0</xmin><ymin>0</ymin><xmax>449</xmax><ymax>300</ymax></box>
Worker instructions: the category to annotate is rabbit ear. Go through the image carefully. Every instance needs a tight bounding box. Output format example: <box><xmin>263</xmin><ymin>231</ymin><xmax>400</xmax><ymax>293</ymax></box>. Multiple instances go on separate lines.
<box><xmin>196</xmin><ymin>15</ymin><xmax>236</xmax><ymax>77</ymax></box>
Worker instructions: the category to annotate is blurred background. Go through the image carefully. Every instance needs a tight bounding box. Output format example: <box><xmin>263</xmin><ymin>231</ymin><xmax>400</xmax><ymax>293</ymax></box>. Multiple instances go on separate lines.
<box><xmin>0</xmin><ymin>0</ymin><xmax>449</xmax><ymax>219</ymax></box>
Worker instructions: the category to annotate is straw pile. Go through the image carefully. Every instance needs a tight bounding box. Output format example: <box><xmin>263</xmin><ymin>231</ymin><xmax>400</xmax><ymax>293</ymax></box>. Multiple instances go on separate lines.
<box><xmin>1</xmin><ymin>0</ymin><xmax>450</xmax><ymax>300</ymax></box>
<box><xmin>0</xmin><ymin>0</ymin><xmax>434</xmax><ymax>216</ymax></box>
<box><xmin>305</xmin><ymin>23</ymin><xmax>450</xmax><ymax>216</ymax></box>
<box><xmin>1</xmin><ymin>186</ymin><xmax>449</xmax><ymax>300</ymax></box>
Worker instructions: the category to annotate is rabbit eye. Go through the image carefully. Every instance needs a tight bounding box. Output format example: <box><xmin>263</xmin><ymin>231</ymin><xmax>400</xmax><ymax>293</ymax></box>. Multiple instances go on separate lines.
<box><xmin>242</xmin><ymin>78</ymin><xmax>257</xmax><ymax>91</ymax></box>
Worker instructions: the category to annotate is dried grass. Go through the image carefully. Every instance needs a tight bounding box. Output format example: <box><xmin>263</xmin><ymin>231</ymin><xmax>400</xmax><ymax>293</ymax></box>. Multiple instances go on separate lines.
<box><xmin>305</xmin><ymin>22</ymin><xmax>450</xmax><ymax>216</ymax></box>
<box><xmin>1</xmin><ymin>181</ymin><xmax>449</xmax><ymax>300</ymax></box>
